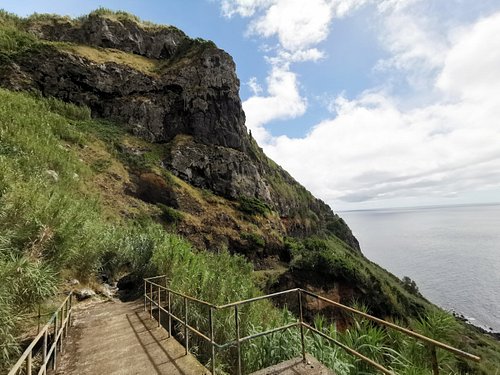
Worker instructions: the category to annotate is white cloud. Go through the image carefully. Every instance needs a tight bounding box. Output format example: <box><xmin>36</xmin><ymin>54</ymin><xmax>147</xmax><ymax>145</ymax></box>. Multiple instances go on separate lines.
<box><xmin>219</xmin><ymin>0</ymin><xmax>367</xmax><ymax>144</ymax></box>
<box><xmin>374</xmin><ymin>1</ymin><xmax>449</xmax><ymax>89</ymax></box>
<box><xmin>218</xmin><ymin>1</ymin><xmax>500</xmax><ymax>208</ymax></box>
<box><xmin>272</xmin><ymin>48</ymin><xmax>326</xmax><ymax>64</ymax></box>
<box><xmin>247</xmin><ymin>77</ymin><xmax>263</xmax><ymax>95</ymax></box>
<box><xmin>437</xmin><ymin>13</ymin><xmax>500</xmax><ymax>101</ymax></box>
<box><xmin>220</xmin><ymin>0</ymin><xmax>273</xmax><ymax>18</ymax></box>
<box><xmin>243</xmin><ymin>66</ymin><xmax>307</xmax><ymax>143</ymax></box>
<box><xmin>247</xmin><ymin>0</ymin><xmax>334</xmax><ymax>53</ymax></box>
<box><xmin>264</xmin><ymin>11</ymin><xmax>500</xmax><ymax>208</ymax></box>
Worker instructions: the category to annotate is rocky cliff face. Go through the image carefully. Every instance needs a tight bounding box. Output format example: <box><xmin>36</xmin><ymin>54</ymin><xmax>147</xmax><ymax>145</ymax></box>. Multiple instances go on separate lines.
<box><xmin>5</xmin><ymin>15</ymin><xmax>249</xmax><ymax>152</ymax></box>
<box><xmin>0</xmin><ymin>12</ymin><xmax>359</xmax><ymax>251</ymax></box>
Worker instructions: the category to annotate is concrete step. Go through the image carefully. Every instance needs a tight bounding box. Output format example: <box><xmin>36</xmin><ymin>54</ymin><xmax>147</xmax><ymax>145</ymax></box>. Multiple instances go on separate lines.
<box><xmin>250</xmin><ymin>354</ymin><xmax>334</xmax><ymax>375</ymax></box>
<box><xmin>55</xmin><ymin>298</ymin><xmax>210</xmax><ymax>375</ymax></box>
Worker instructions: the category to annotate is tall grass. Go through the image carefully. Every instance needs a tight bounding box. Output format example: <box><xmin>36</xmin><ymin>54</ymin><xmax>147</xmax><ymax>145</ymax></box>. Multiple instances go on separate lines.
<box><xmin>0</xmin><ymin>88</ymin><xmax>495</xmax><ymax>374</ymax></box>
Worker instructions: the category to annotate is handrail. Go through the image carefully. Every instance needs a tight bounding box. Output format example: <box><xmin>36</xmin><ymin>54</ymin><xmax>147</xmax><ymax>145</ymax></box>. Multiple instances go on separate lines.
<box><xmin>143</xmin><ymin>276</ymin><xmax>480</xmax><ymax>375</ymax></box>
<box><xmin>8</xmin><ymin>292</ymin><xmax>73</xmax><ymax>375</ymax></box>
<box><xmin>300</xmin><ymin>290</ymin><xmax>480</xmax><ymax>361</ymax></box>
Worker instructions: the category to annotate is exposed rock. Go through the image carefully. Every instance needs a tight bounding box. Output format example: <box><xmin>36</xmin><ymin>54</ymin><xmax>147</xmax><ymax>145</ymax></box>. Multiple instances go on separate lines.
<box><xmin>0</xmin><ymin>13</ymin><xmax>360</xmax><ymax>250</ymax></box>
<box><xmin>76</xmin><ymin>288</ymin><xmax>96</xmax><ymax>300</ymax></box>
<box><xmin>98</xmin><ymin>283</ymin><xmax>117</xmax><ymax>299</ymax></box>
<box><xmin>166</xmin><ymin>137</ymin><xmax>271</xmax><ymax>201</ymax></box>
<box><xmin>25</xmin><ymin>14</ymin><xmax>188</xmax><ymax>59</ymax></box>
<box><xmin>5</xmin><ymin>38</ymin><xmax>249</xmax><ymax>152</ymax></box>
<box><xmin>46</xmin><ymin>169</ymin><xmax>59</xmax><ymax>181</ymax></box>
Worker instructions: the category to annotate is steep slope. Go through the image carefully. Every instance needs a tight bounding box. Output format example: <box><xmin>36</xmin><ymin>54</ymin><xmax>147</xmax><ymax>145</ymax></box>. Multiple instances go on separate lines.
<box><xmin>0</xmin><ymin>10</ymin><xmax>358</xmax><ymax>251</ymax></box>
<box><xmin>0</xmin><ymin>9</ymin><xmax>422</xmax><ymax>319</ymax></box>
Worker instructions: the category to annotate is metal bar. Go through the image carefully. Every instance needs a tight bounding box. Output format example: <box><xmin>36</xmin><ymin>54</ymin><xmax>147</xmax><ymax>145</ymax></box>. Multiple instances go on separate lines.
<box><xmin>69</xmin><ymin>293</ymin><xmax>73</xmax><ymax>327</ymax></box>
<box><xmin>144</xmin><ymin>274</ymin><xmax>168</xmax><ymax>281</ymax></box>
<box><xmin>147</xmin><ymin>281</ymin><xmax>217</xmax><ymax>308</ymax></box>
<box><xmin>298</xmin><ymin>289</ymin><xmax>306</xmax><ymax>363</ymax></box>
<box><xmin>302</xmin><ymin>322</ymin><xmax>395</xmax><ymax>375</ymax></box>
<box><xmin>184</xmin><ymin>297</ymin><xmax>189</xmax><ymax>355</ymax></box>
<box><xmin>43</xmin><ymin>330</ymin><xmax>48</xmax><ymax>371</ymax></box>
<box><xmin>168</xmin><ymin>290</ymin><xmax>172</xmax><ymax>337</ymax></box>
<box><xmin>239</xmin><ymin>322</ymin><xmax>298</xmax><ymax>344</ymax></box>
<box><xmin>8</xmin><ymin>293</ymin><xmax>72</xmax><ymax>375</ymax></box>
<box><xmin>218</xmin><ymin>288</ymin><xmax>300</xmax><ymax>309</ymax></box>
<box><xmin>209</xmin><ymin>307</ymin><xmax>216</xmax><ymax>375</ymax></box>
<box><xmin>157</xmin><ymin>284</ymin><xmax>161</xmax><ymax>328</ymax></box>
<box><xmin>300</xmin><ymin>289</ymin><xmax>480</xmax><ymax>362</ymax></box>
<box><xmin>144</xmin><ymin>280</ymin><xmax>147</xmax><ymax>311</ymax></box>
<box><xmin>60</xmin><ymin>303</ymin><xmax>65</xmax><ymax>353</ymax></box>
<box><xmin>160</xmin><ymin>308</ymin><xmax>213</xmax><ymax>344</ymax></box>
<box><xmin>149</xmin><ymin>283</ymin><xmax>153</xmax><ymax>318</ymax></box>
<box><xmin>430</xmin><ymin>345</ymin><xmax>439</xmax><ymax>375</ymax></box>
<box><xmin>52</xmin><ymin>314</ymin><xmax>58</xmax><ymax>370</ymax></box>
<box><xmin>27</xmin><ymin>351</ymin><xmax>32</xmax><ymax>375</ymax></box>
<box><xmin>138</xmin><ymin>279</ymin><xmax>480</xmax><ymax>372</ymax></box>
<box><xmin>235</xmin><ymin>305</ymin><xmax>242</xmax><ymax>375</ymax></box>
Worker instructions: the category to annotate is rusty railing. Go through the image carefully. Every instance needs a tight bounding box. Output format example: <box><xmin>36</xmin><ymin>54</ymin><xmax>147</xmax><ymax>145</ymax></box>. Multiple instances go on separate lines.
<box><xmin>144</xmin><ymin>276</ymin><xmax>480</xmax><ymax>375</ymax></box>
<box><xmin>7</xmin><ymin>292</ymin><xmax>73</xmax><ymax>375</ymax></box>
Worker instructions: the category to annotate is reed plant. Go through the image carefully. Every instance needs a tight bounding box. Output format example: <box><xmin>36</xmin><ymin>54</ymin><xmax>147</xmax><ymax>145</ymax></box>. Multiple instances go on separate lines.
<box><xmin>0</xmin><ymin>87</ymin><xmax>495</xmax><ymax>374</ymax></box>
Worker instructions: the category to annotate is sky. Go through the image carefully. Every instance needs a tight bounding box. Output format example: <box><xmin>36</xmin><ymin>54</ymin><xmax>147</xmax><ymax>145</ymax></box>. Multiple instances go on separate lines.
<box><xmin>2</xmin><ymin>0</ymin><xmax>500</xmax><ymax>211</ymax></box>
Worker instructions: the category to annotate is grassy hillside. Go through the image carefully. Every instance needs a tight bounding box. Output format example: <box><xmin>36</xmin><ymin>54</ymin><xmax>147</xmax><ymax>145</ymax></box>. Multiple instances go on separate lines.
<box><xmin>1</xmin><ymin>8</ymin><xmax>499</xmax><ymax>374</ymax></box>
<box><xmin>1</xmin><ymin>89</ymin><xmax>499</xmax><ymax>374</ymax></box>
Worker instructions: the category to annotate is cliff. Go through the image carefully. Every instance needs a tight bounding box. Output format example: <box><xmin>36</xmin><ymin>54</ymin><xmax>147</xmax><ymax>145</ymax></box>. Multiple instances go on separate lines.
<box><xmin>0</xmin><ymin>10</ymin><xmax>432</xmax><ymax>322</ymax></box>
<box><xmin>0</xmin><ymin>10</ymin><xmax>358</xmax><ymax>250</ymax></box>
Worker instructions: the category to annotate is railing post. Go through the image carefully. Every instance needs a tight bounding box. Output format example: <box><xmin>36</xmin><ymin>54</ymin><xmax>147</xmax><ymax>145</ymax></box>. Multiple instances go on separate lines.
<box><xmin>298</xmin><ymin>289</ymin><xmax>306</xmax><ymax>363</ymax></box>
<box><xmin>430</xmin><ymin>345</ymin><xmax>439</xmax><ymax>375</ymax></box>
<box><xmin>184</xmin><ymin>297</ymin><xmax>189</xmax><ymax>355</ymax></box>
<box><xmin>144</xmin><ymin>280</ymin><xmax>147</xmax><ymax>311</ymax></box>
<box><xmin>157</xmin><ymin>284</ymin><xmax>161</xmax><ymax>328</ymax></box>
<box><xmin>52</xmin><ymin>314</ymin><xmax>58</xmax><ymax>370</ymax></box>
<box><xmin>209</xmin><ymin>307</ymin><xmax>216</xmax><ymax>375</ymax></box>
<box><xmin>60</xmin><ymin>303</ymin><xmax>65</xmax><ymax>353</ymax></box>
<box><xmin>43</xmin><ymin>329</ymin><xmax>48</xmax><ymax>374</ymax></box>
<box><xmin>167</xmin><ymin>290</ymin><xmax>172</xmax><ymax>338</ymax></box>
<box><xmin>66</xmin><ymin>297</ymin><xmax>70</xmax><ymax>337</ymax></box>
<box><xmin>27</xmin><ymin>351</ymin><xmax>32</xmax><ymax>375</ymax></box>
<box><xmin>235</xmin><ymin>305</ymin><xmax>242</xmax><ymax>375</ymax></box>
<box><xmin>37</xmin><ymin>304</ymin><xmax>41</xmax><ymax>334</ymax></box>
<box><xmin>149</xmin><ymin>283</ymin><xmax>153</xmax><ymax>318</ymax></box>
<box><xmin>69</xmin><ymin>293</ymin><xmax>73</xmax><ymax>327</ymax></box>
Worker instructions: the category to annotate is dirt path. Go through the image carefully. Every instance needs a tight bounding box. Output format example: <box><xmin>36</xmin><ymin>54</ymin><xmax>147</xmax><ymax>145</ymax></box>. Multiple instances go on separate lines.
<box><xmin>56</xmin><ymin>298</ymin><xmax>209</xmax><ymax>375</ymax></box>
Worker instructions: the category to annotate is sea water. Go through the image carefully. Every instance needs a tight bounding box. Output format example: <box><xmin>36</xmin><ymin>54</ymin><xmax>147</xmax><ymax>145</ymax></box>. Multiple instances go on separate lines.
<box><xmin>340</xmin><ymin>203</ymin><xmax>500</xmax><ymax>332</ymax></box>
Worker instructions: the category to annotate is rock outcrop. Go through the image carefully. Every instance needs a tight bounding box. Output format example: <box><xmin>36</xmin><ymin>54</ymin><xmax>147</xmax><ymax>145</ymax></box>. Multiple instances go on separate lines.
<box><xmin>0</xmin><ymin>12</ymin><xmax>359</xmax><ymax>251</ymax></box>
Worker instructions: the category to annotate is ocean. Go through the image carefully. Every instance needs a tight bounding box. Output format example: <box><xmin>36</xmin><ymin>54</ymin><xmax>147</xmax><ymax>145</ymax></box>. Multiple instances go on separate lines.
<box><xmin>340</xmin><ymin>203</ymin><xmax>500</xmax><ymax>332</ymax></box>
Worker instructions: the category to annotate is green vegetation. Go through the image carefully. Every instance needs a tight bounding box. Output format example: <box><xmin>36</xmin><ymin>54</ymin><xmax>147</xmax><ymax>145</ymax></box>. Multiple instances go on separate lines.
<box><xmin>241</xmin><ymin>231</ymin><xmax>266</xmax><ymax>249</ymax></box>
<box><xmin>0</xmin><ymin>12</ymin><xmax>499</xmax><ymax>372</ymax></box>
<box><xmin>157</xmin><ymin>203</ymin><xmax>183</xmax><ymax>224</ymax></box>
<box><xmin>0</xmin><ymin>88</ymin><xmax>271</xmax><ymax>371</ymax></box>
<box><xmin>290</xmin><ymin>236</ymin><xmax>428</xmax><ymax>318</ymax></box>
<box><xmin>0</xmin><ymin>11</ymin><xmax>40</xmax><ymax>60</ymax></box>
<box><xmin>57</xmin><ymin>44</ymin><xmax>161</xmax><ymax>75</ymax></box>
<box><xmin>238</xmin><ymin>195</ymin><xmax>271</xmax><ymax>216</ymax></box>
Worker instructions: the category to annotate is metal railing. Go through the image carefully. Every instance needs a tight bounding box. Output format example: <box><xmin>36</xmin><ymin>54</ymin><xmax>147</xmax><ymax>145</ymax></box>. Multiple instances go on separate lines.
<box><xmin>144</xmin><ymin>276</ymin><xmax>480</xmax><ymax>375</ymax></box>
<box><xmin>7</xmin><ymin>292</ymin><xmax>73</xmax><ymax>375</ymax></box>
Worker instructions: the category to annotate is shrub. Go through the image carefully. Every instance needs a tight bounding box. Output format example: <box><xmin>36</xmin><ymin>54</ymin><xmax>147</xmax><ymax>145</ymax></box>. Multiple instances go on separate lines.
<box><xmin>157</xmin><ymin>204</ymin><xmax>183</xmax><ymax>224</ymax></box>
<box><xmin>241</xmin><ymin>232</ymin><xmax>265</xmax><ymax>249</ymax></box>
<box><xmin>238</xmin><ymin>196</ymin><xmax>270</xmax><ymax>216</ymax></box>
<box><xmin>402</xmin><ymin>276</ymin><xmax>420</xmax><ymax>296</ymax></box>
